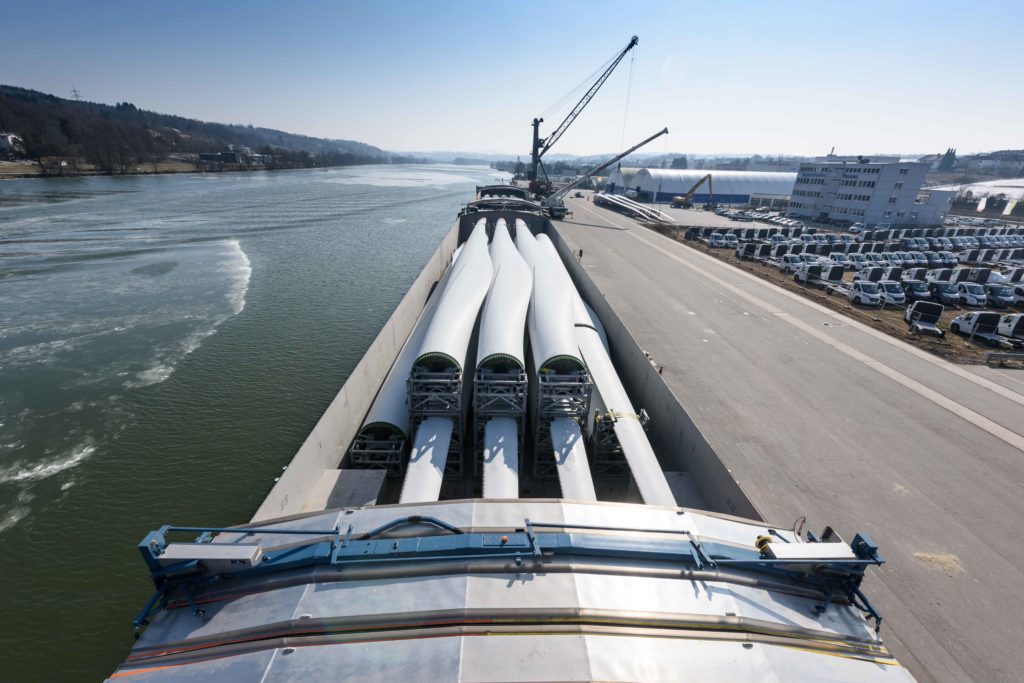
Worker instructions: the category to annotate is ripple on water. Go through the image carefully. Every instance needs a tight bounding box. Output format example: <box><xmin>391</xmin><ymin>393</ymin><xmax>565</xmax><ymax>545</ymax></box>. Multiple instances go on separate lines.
<box><xmin>0</xmin><ymin>234</ymin><xmax>254</xmax><ymax>536</ymax></box>
<box><xmin>0</xmin><ymin>440</ymin><xmax>96</xmax><ymax>486</ymax></box>
<box><xmin>0</xmin><ymin>165</ymin><xmax>511</xmax><ymax>678</ymax></box>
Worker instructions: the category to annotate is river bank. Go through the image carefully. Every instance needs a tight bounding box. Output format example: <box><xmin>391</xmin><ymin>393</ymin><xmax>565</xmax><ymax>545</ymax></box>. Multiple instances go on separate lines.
<box><xmin>0</xmin><ymin>158</ymin><xmax>193</xmax><ymax>179</ymax></box>
<box><xmin>0</xmin><ymin>158</ymin><xmax>415</xmax><ymax>180</ymax></box>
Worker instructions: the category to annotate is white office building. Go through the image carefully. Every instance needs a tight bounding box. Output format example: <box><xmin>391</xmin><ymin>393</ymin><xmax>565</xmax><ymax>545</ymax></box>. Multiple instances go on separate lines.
<box><xmin>787</xmin><ymin>155</ymin><xmax>947</xmax><ymax>226</ymax></box>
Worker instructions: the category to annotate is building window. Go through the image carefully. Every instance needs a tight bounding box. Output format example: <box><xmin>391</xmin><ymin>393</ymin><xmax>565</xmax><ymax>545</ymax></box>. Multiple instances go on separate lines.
<box><xmin>884</xmin><ymin>210</ymin><xmax>892</xmax><ymax>218</ymax></box>
<box><xmin>899</xmin><ymin>168</ymin><xmax>909</xmax><ymax>175</ymax></box>
<box><xmin>888</xmin><ymin>196</ymin><xmax>898</xmax><ymax>204</ymax></box>
<box><xmin>894</xmin><ymin>182</ymin><xmax>903</xmax><ymax>190</ymax></box>
<box><xmin>896</xmin><ymin>211</ymin><xmax>906</xmax><ymax>218</ymax></box>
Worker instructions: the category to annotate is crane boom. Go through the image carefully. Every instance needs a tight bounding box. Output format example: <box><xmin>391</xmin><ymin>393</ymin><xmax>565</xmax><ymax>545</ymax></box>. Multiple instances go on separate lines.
<box><xmin>543</xmin><ymin>128</ymin><xmax>668</xmax><ymax>219</ymax></box>
<box><xmin>529</xmin><ymin>35</ymin><xmax>639</xmax><ymax>190</ymax></box>
<box><xmin>547</xmin><ymin>128</ymin><xmax>669</xmax><ymax>205</ymax></box>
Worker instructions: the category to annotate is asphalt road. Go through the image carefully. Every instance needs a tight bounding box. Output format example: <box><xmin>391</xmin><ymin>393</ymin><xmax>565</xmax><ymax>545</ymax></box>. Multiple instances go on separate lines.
<box><xmin>555</xmin><ymin>195</ymin><xmax>1024</xmax><ymax>683</ymax></box>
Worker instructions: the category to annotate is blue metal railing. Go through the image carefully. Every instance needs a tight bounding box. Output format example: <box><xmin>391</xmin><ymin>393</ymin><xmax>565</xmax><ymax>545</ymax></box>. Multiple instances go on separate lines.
<box><xmin>133</xmin><ymin>516</ymin><xmax>884</xmax><ymax>636</ymax></box>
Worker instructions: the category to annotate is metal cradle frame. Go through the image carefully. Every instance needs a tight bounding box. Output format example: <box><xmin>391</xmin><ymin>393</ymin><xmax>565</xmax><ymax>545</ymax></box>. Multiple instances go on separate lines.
<box><xmin>532</xmin><ymin>371</ymin><xmax>592</xmax><ymax>479</ymax></box>
<box><xmin>349</xmin><ymin>435</ymin><xmax>406</xmax><ymax>475</ymax></box>
<box><xmin>409</xmin><ymin>368</ymin><xmax>465</xmax><ymax>478</ymax></box>
<box><xmin>472</xmin><ymin>368</ymin><xmax>527</xmax><ymax>474</ymax></box>
<box><xmin>590</xmin><ymin>409</ymin><xmax>651</xmax><ymax>478</ymax></box>
<box><xmin>408</xmin><ymin>368</ymin><xmax>463</xmax><ymax>417</ymax></box>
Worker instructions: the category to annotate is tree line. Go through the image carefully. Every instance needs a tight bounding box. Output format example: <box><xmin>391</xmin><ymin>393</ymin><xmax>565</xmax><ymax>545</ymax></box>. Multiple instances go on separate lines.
<box><xmin>0</xmin><ymin>85</ymin><xmax>419</xmax><ymax>176</ymax></box>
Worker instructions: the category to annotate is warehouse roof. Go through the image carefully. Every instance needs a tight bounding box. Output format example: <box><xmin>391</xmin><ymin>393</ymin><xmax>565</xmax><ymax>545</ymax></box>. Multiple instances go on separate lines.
<box><xmin>634</xmin><ymin>169</ymin><xmax>797</xmax><ymax>196</ymax></box>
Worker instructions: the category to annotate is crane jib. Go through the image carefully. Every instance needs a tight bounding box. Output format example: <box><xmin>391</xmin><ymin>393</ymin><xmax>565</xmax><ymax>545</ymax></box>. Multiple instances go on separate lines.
<box><xmin>529</xmin><ymin>36</ymin><xmax>639</xmax><ymax>185</ymax></box>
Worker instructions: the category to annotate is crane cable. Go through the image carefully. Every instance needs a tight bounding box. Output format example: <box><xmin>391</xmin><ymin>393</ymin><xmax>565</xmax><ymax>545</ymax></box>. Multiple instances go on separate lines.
<box><xmin>618</xmin><ymin>49</ymin><xmax>636</xmax><ymax>152</ymax></box>
<box><xmin>540</xmin><ymin>54</ymin><xmax>617</xmax><ymax>120</ymax></box>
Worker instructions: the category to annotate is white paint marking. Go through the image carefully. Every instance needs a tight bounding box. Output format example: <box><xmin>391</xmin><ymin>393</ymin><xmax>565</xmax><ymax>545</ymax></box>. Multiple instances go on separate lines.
<box><xmin>973</xmin><ymin>366</ymin><xmax>1024</xmax><ymax>390</ymax></box>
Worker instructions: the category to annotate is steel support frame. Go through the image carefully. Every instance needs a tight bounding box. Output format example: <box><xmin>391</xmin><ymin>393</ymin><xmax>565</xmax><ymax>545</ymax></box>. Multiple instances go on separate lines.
<box><xmin>408</xmin><ymin>368</ymin><xmax>464</xmax><ymax>477</ymax></box>
<box><xmin>349</xmin><ymin>436</ymin><xmax>406</xmax><ymax>475</ymax></box>
<box><xmin>473</xmin><ymin>369</ymin><xmax>527</xmax><ymax>474</ymax></box>
<box><xmin>408</xmin><ymin>369</ymin><xmax>462</xmax><ymax>417</ymax></box>
<box><xmin>589</xmin><ymin>410</ymin><xmax>651</xmax><ymax>478</ymax></box>
<box><xmin>532</xmin><ymin>371</ymin><xmax>592</xmax><ymax>479</ymax></box>
<box><xmin>590</xmin><ymin>413</ymin><xmax>629</xmax><ymax>477</ymax></box>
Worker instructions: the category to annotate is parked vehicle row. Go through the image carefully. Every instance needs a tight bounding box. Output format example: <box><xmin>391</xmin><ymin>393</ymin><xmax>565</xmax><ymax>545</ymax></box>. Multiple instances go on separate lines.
<box><xmin>705</xmin><ymin>232</ymin><xmax>739</xmax><ymax>248</ymax></box>
<box><xmin>690</xmin><ymin>225</ymin><xmax>809</xmax><ymax>242</ymax></box>
<box><xmin>781</xmin><ymin>239</ymin><xmax>1022</xmax><ymax>268</ymax></box>
<box><xmin>846</xmin><ymin>278</ymin><xmax>907</xmax><ymax>306</ymax></box>
<box><xmin>793</xmin><ymin>263</ymin><xmax>844</xmax><ymax>286</ymax></box>
<box><xmin>718</xmin><ymin>226</ymin><xmax>1024</xmax><ymax>267</ymax></box>
<box><xmin>852</xmin><ymin>224</ymin><xmax>1024</xmax><ymax>244</ymax></box>
<box><xmin>696</xmin><ymin>225</ymin><xmax>1024</xmax><ymax>348</ymax></box>
<box><xmin>701</xmin><ymin>225</ymin><xmax>1024</xmax><ymax>313</ymax></box>
<box><xmin>893</xmin><ymin>234</ymin><xmax>1024</xmax><ymax>250</ymax></box>
<box><xmin>835</xmin><ymin>217</ymin><xmax>1023</xmax><ymax>235</ymax></box>
<box><xmin>950</xmin><ymin>312</ymin><xmax>1024</xmax><ymax>348</ymax></box>
<box><xmin>775</xmin><ymin>255</ymin><xmax>1024</xmax><ymax>313</ymax></box>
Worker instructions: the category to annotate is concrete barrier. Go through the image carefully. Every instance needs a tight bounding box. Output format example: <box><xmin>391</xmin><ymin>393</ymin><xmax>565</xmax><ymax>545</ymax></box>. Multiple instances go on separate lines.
<box><xmin>252</xmin><ymin>223</ymin><xmax>460</xmax><ymax>521</ymax></box>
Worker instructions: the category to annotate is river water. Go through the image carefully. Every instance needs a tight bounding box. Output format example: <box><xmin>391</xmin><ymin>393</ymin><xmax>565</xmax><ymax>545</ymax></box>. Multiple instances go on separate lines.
<box><xmin>0</xmin><ymin>164</ymin><xmax>505</xmax><ymax>680</ymax></box>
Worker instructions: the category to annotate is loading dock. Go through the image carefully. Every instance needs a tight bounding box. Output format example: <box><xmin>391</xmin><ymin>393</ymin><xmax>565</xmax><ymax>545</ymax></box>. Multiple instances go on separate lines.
<box><xmin>552</xmin><ymin>195</ymin><xmax>1024</xmax><ymax>683</ymax></box>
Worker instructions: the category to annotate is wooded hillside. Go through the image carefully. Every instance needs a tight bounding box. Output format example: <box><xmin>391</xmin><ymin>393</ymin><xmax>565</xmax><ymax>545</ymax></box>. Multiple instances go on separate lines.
<box><xmin>0</xmin><ymin>85</ymin><xmax>401</xmax><ymax>174</ymax></box>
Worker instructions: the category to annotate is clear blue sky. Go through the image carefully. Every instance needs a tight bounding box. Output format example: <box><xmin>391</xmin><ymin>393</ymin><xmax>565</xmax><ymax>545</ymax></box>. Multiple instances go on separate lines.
<box><xmin>2</xmin><ymin>0</ymin><xmax>1019</xmax><ymax>156</ymax></box>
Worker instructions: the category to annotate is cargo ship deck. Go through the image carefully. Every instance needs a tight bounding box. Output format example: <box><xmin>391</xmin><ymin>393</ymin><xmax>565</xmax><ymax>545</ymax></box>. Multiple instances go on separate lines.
<box><xmin>108</xmin><ymin>198</ymin><xmax>917</xmax><ymax>681</ymax></box>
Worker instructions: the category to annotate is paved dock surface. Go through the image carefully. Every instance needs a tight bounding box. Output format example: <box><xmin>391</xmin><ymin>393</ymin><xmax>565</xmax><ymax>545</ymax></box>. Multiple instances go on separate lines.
<box><xmin>555</xmin><ymin>196</ymin><xmax>1024</xmax><ymax>683</ymax></box>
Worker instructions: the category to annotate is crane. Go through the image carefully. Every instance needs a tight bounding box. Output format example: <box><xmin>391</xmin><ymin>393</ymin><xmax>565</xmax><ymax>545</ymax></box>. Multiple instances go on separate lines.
<box><xmin>672</xmin><ymin>173</ymin><xmax>715</xmax><ymax>210</ymax></box>
<box><xmin>543</xmin><ymin>128</ymin><xmax>669</xmax><ymax>219</ymax></box>
<box><xmin>529</xmin><ymin>35</ymin><xmax>639</xmax><ymax>196</ymax></box>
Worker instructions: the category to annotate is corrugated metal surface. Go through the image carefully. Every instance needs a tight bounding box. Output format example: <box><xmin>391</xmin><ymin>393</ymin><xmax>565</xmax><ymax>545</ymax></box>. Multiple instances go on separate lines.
<box><xmin>112</xmin><ymin>500</ymin><xmax>912</xmax><ymax>682</ymax></box>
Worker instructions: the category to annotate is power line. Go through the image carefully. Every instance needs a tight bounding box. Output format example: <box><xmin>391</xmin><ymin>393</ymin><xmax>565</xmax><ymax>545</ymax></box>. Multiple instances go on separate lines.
<box><xmin>71</xmin><ymin>85</ymin><xmax>82</xmax><ymax>101</ymax></box>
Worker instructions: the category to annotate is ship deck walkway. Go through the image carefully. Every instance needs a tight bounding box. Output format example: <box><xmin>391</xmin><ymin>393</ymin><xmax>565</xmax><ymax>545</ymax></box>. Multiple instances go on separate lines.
<box><xmin>553</xmin><ymin>195</ymin><xmax>1024</xmax><ymax>683</ymax></box>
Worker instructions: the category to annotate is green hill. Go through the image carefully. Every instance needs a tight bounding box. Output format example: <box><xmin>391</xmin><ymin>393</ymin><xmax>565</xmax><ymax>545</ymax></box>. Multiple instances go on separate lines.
<box><xmin>0</xmin><ymin>85</ymin><xmax>401</xmax><ymax>174</ymax></box>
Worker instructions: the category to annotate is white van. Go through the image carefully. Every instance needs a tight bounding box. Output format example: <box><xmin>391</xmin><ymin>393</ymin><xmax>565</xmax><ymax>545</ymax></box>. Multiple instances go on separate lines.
<box><xmin>956</xmin><ymin>282</ymin><xmax>988</xmax><ymax>307</ymax></box>
<box><xmin>849</xmin><ymin>281</ymin><xmax>882</xmax><ymax>306</ymax></box>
